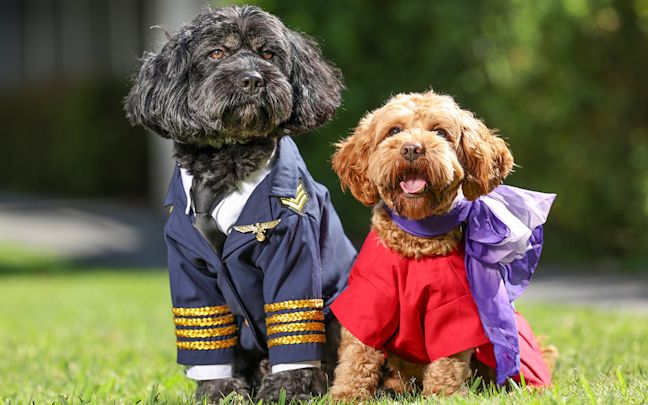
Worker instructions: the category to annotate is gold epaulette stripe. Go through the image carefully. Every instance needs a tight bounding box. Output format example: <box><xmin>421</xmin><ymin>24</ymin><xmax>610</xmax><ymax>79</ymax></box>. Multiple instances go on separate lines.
<box><xmin>279</xmin><ymin>181</ymin><xmax>309</xmax><ymax>214</ymax></box>
<box><xmin>266</xmin><ymin>310</ymin><xmax>325</xmax><ymax>326</ymax></box>
<box><xmin>267</xmin><ymin>321</ymin><xmax>325</xmax><ymax>336</ymax></box>
<box><xmin>174</xmin><ymin>314</ymin><xmax>235</xmax><ymax>327</ymax></box>
<box><xmin>176</xmin><ymin>337</ymin><xmax>238</xmax><ymax>351</ymax></box>
<box><xmin>172</xmin><ymin>305</ymin><xmax>230</xmax><ymax>316</ymax></box>
<box><xmin>175</xmin><ymin>325</ymin><xmax>238</xmax><ymax>338</ymax></box>
<box><xmin>267</xmin><ymin>333</ymin><xmax>326</xmax><ymax>348</ymax></box>
<box><xmin>264</xmin><ymin>299</ymin><xmax>324</xmax><ymax>313</ymax></box>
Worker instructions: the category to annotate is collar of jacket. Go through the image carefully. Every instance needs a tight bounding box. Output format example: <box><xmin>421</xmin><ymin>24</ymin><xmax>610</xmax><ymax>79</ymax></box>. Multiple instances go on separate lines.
<box><xmin>267</xmin><ymin>136</ymin><xmax>303</xmax><ymax>198</ymax></box>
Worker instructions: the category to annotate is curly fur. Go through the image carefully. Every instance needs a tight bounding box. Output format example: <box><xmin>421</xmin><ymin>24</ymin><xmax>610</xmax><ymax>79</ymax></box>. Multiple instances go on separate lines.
<box><xmin>330</xmin><ymin>328</ymin><xmax>385</xmax><ymax>401</ymax></box>
<box><xmin>195</xmin><ymin>377</ymin><xmax>249</xmax><ymax>403</ymax></box>
<box><xmin>175</xmin><ymin>137</ymin><xmax>276</xmax><ymax>194</ymax></box>
<box><xmin>255</xmin><ymin>368</ymin><xmax>328</xmax><ymax>402</ymax></box>
<box><xmin>421</xmin><ymin>350</ymin><xmax>473</xmax><ymax>396</ymax></box>
<box><xmin>371</xmin><ymin>204</ymin><xmax>461</xmax><ymax>259</ymax></box>
<box><xmin>383</xmin><ymin>355</ymin><xmax>425</xmax><ymax>393</ymax></box>
<box><xmin>330</xmin><ymin>91</ymin><xmax>555</xmax><ymax>399</ymax></box>
<box><xmin>124</xmin><ymin>5</ymin><xmax>344</xmax><ymax>402</ymax></box>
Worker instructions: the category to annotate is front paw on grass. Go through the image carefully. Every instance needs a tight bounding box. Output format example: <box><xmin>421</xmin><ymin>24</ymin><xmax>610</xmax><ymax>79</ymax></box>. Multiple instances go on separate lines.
<box><xmin>255</xmin><ymin>368</ymin><xmax>327</xmax><ymax>403</ymax></box>
<box><xmin>195</xmin><ymin>377</ymin><xmax>250</xmax><ymax>404</ymax></box>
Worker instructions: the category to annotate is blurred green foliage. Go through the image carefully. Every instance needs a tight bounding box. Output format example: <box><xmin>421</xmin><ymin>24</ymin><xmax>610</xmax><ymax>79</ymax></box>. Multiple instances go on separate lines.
<box><xmin>0</xmin><ymin>81</ymin><xmax>147</xmax><ymax>198</ymax></box>
<box><xmin>240</xmin><ymin>0</ymin><xmax>648</xmax><ymax>262</ymax></box>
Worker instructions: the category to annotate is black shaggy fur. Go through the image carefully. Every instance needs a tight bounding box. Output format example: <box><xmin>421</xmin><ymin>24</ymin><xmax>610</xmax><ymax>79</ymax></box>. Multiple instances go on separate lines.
<box><xmin>124</xmin><ymin>5</ymin><xmax>344</xmax><ymax>403</ymax></box>
<box><xmin>195</xmin><ymin>378</ymin><xmax>249</xmax><ymax>402</ymax></box>
<box><xmin>174</xmin><ymin>137</ymin><xmax>276</xmax><ymax>195</ymax></box>
<box><xmin>255</xmin><ymin>368</ymin><xmax>328</xmax><ymax>403</ymax></box>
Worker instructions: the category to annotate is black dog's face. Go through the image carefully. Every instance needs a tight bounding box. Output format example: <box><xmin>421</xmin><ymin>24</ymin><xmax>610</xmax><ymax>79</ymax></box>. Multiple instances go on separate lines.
<box><xmin>187</xmin><ymin>8</ymin><xmax>294</xmax><ymax>140</ymax></box>
<box><xmin>125</xmin><ymin>6</ymin><xmax>343</xmax><ymax>146</ymax></box>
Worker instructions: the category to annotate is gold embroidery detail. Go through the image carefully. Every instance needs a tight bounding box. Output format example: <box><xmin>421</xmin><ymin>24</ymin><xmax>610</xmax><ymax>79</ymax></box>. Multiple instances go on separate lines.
<box><xmin>267</xmin><ymin>333</ymin><xmax>326</xmax><ymax>348</ymax></box>
<box><xmin>233</xmin><ymin>219</ymin><xmax>281</xmax><ymax>242</ymax></box>
<box><xmin>172</xmin><ymin>305</ymin><xmax>230</xmax><ymax>316</ymax></box>
<box><xmin>175</xmin><ymin>325</ymin><xmax>238</xmax><ymax>338</ymax></box>
<box><xmin>267</xmin><ymin>322</ymin><xmax>325</xmax><ymax>336</ymax></box>
<box><xmin>266</xmin><ymin>310</ymin><xmax>324</xmax><ymax>326</ymax></box>
<box><xmin>279</xmin><ymin>180</ymin><xmax>309</xmax><ymax>214</ymax></box>
<box><xmin>176</xmin><ymin>337</ymin><xmax>238</xmax><ymax>350</ymax></box>
<box><xmin>174</xmin><ymin>314</ymin><xmax>235</xmax><ymax>327</ymax></box>
<box><xmin>264</xmin><ymin>299</ymin><xmax>324</xmax><ymax>314</ymax></box>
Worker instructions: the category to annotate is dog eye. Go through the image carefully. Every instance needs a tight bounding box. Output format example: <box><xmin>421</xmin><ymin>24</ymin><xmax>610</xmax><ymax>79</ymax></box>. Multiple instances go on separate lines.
<box><xmin>388</xmin><ymin>127</ymin><xmax>402</xmax><ymax>136</ymax></box>
<box><xmin>208</xmin><ymin>49</ymin><xmax>225</xmax><ymax>60</ymax></box>
<box><xmin>261</xmin><ymin>50</ymin><xmax>274</xmax><ymax>60</ymax></box>
<box><xmin>434</xmin><ymin>128</ymin><xmax>449</xmax><ymax>138</ymax></box>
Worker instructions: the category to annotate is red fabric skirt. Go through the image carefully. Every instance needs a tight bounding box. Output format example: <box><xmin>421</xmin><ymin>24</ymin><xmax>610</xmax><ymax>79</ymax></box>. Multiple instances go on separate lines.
<box><xmin>475</xmin><ymin>312</ymin><xmax>552</xmax><ymax>387</ymax></box>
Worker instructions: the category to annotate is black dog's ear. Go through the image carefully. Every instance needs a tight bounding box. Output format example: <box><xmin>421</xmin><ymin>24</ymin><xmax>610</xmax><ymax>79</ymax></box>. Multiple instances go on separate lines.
<box><xmin>283</xmin><ymin>31</ymin><xmax>344</xmax><ymax>134</ymax></box>
<box><xmin>124</xmin><ymin>29</ymin><xmax>199</xmax><ymax>139</ymax></box>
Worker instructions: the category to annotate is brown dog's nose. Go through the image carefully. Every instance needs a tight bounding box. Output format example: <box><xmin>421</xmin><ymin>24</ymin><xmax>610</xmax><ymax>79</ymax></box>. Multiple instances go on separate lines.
<box><xmin>401</xmin><ymin>142</ymin><xmax>424</xmax><ymax>162</ymax></box>
<box><xmin>237</xmin><ymin>71</ymin><xmax>265</xmax><ymax>93</ymax></box>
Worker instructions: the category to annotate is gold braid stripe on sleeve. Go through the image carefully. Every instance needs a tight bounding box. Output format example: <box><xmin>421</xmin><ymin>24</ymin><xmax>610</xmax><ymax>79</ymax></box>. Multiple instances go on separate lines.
<box><xmin>172</xmin><ymin>305</ymin><xmax>231</xmax><ymax>316</ymax></box>
<box><xmin>264</xmin><ymin>299</ymin><xmax>324</xmax><ymax>313</ymax></box>
<box><xmin>267</xmin><ymin>333</ymin><xmax>326</xmax><ymax>348</ymax></box>
<box><xmin>174</xmin><ymin>314</ymin><xmax>235</xmax><ymax>327</ymax></box>
<box><xmin>176</xmin><ymin>337</ymin><xmax>238</xmax><ymax>350</ymax></box>
<box><xmin>267</xmin><ymin>322</ymin><xmax>325</xmax><ymax>336</ymax></box>
<box><xmin>266</xmin><ymin>310</ymin><xmax>324</xmax><ymax>326</ymax></box>
<box><xmin>175</xmin><ymin>325</ymin><xmax>238</xmax><ymax>338</ymax></box>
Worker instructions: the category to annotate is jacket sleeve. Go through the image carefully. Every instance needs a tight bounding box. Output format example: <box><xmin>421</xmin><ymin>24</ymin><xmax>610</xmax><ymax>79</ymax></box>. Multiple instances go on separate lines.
<box><xmin>255</xmin><ymin>213</ymin><xmax>325</xmax><ymax>366</ymax></box>
<box><xmin>166</xmin><ymin>234</ymin><xmax>238</xmax><ymax>366</ymax></box>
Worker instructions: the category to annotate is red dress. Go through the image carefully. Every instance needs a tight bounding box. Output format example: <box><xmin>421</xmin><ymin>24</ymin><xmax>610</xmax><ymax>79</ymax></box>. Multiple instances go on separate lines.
<box><xmin>332</xmin><ymin>230</ymin><xmax>552</xmax><ymax>386</ymax></box>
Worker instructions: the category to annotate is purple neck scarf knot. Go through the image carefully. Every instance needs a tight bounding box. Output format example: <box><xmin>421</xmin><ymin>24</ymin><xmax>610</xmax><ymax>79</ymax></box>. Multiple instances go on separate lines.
<box><xmin>387</xmin><ymin>185</ymin><xmax>556</xmax><ymax>384</ymax></box>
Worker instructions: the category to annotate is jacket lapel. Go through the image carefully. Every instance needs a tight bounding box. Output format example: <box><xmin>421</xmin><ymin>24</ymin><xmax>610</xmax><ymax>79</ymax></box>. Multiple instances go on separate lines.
<box><xmin>221</xmin><ymin>176</ymin><xmax>277</xmax><ymax>259</ymax></box>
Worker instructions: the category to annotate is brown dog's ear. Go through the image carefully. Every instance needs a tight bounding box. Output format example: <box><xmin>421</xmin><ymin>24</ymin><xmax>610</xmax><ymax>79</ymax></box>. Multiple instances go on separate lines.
<box><xmin>457</xmin><ymin>110</ymin><xmax>514</xmax><ymax>200</ymax></box>
<box><xmin>331</xmin><ymin>113</ymin><xmax>380</xmax><ymax>206</ymax></box>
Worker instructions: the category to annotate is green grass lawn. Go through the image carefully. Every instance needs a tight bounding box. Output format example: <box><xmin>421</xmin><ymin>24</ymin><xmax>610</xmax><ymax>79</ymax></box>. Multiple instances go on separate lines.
<box><xmin>1</xmin><ymin>268</ymin><xmax>647</xmax><ymax>404</ymax></box>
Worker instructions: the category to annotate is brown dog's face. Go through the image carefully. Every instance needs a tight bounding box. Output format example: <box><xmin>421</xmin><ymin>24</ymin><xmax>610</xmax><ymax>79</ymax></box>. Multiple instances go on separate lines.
<box><xmin>332</xmin><ymin>91</ymin><xmax>514</xmax><ymax>220</ymax></box>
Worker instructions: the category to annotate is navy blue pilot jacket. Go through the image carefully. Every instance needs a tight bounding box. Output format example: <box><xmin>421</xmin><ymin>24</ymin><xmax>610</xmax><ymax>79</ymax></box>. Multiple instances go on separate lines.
<box><xmin>163</xmin><ymin>136</ymin><xmax>356</xmax><ymax>367</ymax></box>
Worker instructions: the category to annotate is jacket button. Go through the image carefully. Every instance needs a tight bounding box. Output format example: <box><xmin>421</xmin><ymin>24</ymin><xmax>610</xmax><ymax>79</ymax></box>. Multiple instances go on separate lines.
<box><xmin>244</xmin><ymin>319</ymin><xmax>249</xmax><ymax>326</ymax></box>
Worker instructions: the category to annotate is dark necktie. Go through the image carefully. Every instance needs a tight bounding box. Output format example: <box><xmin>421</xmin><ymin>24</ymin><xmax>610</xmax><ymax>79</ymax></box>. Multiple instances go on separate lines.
<box><xmin>190</xmin><ymin>179</ymin><xmax>227</xmax><ymax>254</ymax></box>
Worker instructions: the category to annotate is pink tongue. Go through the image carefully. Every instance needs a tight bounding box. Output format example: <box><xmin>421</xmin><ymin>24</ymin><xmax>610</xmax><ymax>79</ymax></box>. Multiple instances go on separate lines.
<box><xmin>400</xmin><ymin>175</ymin><xmax>427</xmax><ymax>194</ymax></box>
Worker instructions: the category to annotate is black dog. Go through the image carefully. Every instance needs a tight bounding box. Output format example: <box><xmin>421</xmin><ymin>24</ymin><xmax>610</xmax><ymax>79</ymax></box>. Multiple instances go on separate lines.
<box><xmin>124</xmin><ymin>5</ymin><xmax>355</xmax><ymax>403</ymax></box>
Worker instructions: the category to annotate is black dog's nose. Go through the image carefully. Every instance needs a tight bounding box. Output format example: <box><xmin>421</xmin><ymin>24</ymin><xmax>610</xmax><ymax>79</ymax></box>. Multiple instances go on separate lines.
<box><xmin>401</xmin><ymin>142</ymin><xmax>424</xmax><ymax>162</ymax></box>
<box><xmin>237</xmin><ymin>71</ymin><xmax>265</xmax><ymax>93</ymax></box>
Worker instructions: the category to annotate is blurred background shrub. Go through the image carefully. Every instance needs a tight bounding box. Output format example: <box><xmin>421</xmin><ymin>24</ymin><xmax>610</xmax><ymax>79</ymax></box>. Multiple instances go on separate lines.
<box><xmin>1</xmin><ymin>0</ymin><xmax>647</xmax><ymax>263</ymax></box>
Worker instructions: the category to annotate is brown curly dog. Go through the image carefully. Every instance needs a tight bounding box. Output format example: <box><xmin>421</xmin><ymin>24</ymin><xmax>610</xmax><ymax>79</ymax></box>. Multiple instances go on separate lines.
<box><xmin>328</xmin><ymin>90</ymin><xmax>557</xmax><ymax>400</ymax></box>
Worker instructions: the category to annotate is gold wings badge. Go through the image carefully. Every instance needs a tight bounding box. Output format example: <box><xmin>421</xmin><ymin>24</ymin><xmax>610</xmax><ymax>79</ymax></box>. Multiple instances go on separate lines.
<box><xmin>233</xmin><ymin>219</ymin><xmax>281</xmax><ymax>242</ymax></box>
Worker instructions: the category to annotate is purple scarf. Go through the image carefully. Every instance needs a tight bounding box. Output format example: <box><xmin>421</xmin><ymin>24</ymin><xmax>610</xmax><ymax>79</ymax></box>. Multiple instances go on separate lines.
<box><xmin>388</xmin><ymin>185</ymin><xmax>556</xmax><ymax>384</ymax></box>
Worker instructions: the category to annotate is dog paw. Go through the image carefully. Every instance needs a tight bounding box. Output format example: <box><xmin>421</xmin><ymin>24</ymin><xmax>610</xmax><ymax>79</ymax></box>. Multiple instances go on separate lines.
<box><xmin>329</xmin><ymin>384</ymin><xmax>374</xmax><ymax>401</ymax></box>
<box><xmin>374</xmin><ymin>386</ymin><xmax>399</xmax><ymax>399</ymax></box>
<box><xmin>255</xmin><ymin>368</ymin><xmax>327</xmax><ymax>402</ymax></box>
<box><xmin>421</xmin><ymin>357</ymin><xmax>471</xmax><ymax>396</ymax></box>
<box><xmin>195</xmin><ymin>377</ymin><xmax>249</xmax><ymax>404</ymax></box>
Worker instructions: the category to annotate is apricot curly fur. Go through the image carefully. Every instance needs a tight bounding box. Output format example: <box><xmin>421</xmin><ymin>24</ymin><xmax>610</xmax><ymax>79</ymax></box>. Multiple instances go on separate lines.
<box><xmin>384</xmin><ymin>355</ymin><xmax>425</xmax><ymax>392</ymax></box>
<box><xmin>330</xmin><ymin>328</ymin><xmax>385</xmax><ymax>401</ymax></box>
<box><xmin>421</xmin><ymin>349</ymin><xmax>473</xmax><ymax>396</ymax></box>
<box><xmin>538</xmin><ymin>335</ymin><xmax>559</xmax><ymax>372</ymax></box>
